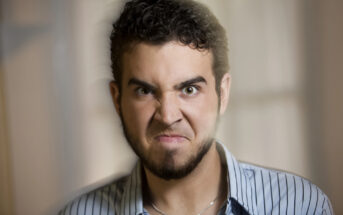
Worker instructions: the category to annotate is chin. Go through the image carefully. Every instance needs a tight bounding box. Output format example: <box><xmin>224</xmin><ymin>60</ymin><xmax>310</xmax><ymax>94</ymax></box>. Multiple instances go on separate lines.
<box><xmin>141</xmin><ymin>139</ymin><xmax>213</xmax><ymax>180</ymax></box>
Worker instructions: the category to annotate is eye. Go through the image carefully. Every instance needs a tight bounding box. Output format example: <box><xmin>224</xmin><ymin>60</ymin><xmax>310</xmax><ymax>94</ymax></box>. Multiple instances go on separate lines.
<box><xmin>136</xmin><ymin>87</ymin><xmax>152</xmax><ymax>96</ymax></box>
<box><xmin>181</xmin><ymin>86</ymin><xmax>198</xmax><ymax>95</ymax></box>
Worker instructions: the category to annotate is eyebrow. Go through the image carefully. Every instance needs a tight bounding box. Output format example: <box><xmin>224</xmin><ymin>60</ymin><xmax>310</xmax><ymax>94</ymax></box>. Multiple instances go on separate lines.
<box><xmin>127</xmin><ymin>76</ymin><xmax>207</xmax><ymax>90</ymax></box>
<box><xmin>128</xmin><ymin>78</ymin><xmax>156</xmax><ymax>91</ymax></box>
<box><xmin>175</xmin><ymin>76</ymin><xmax>207</xmax><ymax>89</ymax></box>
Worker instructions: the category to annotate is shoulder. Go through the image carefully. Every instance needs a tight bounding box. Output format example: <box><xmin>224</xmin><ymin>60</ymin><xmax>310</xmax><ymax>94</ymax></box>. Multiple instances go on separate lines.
<box><xmin>58</xmin><ymin>176</ymin><xmax>129</xmax><ymax>215</ymax></box>
<box><xmin>238</xmin><ymin>162</ymin><xmax>333</xmax><ymax>215</ymax></box>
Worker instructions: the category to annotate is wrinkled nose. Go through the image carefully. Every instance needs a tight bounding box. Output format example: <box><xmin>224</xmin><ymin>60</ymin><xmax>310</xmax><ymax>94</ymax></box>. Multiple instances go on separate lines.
<box><xmin>154</xmin><ymin>94</ymin><xmax>182</xmax><ymax>125</ymax></box>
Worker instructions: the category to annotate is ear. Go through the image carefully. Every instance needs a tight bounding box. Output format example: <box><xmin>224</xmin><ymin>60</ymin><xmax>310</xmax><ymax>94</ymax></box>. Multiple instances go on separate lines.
<box><xmin>219</xmin><ymin>73</ymin><xmax>231</xmax><ymax>115</ymax></box>
<box><xmin>109</xmin><ymin>81</ymin><xmax>121</xmax><ymax>115</ymax></box>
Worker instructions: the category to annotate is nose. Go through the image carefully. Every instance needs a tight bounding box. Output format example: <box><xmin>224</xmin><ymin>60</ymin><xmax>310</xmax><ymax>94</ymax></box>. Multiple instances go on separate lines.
<box><xmin>154</xmin><ymin>93</ymin><xmax>182</xmax><ymax>125</ymax></box>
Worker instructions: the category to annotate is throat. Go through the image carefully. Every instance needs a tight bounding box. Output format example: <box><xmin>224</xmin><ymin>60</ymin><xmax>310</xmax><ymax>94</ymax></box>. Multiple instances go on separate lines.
<box><xmin>150</xmin><ymin>195</ymin><xmax>220</xmax><ymax>215</ymax></box>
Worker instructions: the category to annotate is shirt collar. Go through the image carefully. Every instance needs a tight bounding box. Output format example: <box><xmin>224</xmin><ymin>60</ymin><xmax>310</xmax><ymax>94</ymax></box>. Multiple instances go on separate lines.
<box><xmin>120</xmin><ymin>161</ymin><xmax>144</xmax><ymax>215</ymax></box>
<box><xmin>121</xmin><ymin>142</ymin><xmax>257</xmax><ymax>215</ymax></box>
<box><xmin>217</xmin><ymin>142</ymin><xmax>257</xmax><ymax>215</ymax></box>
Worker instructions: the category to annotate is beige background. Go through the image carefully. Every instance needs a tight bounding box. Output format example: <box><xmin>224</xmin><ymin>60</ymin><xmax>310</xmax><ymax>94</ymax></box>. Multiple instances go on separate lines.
<box><xmin>0</xmin><ymin>0</ymin><xmax>342</xmax><ymax>214</ymax></box>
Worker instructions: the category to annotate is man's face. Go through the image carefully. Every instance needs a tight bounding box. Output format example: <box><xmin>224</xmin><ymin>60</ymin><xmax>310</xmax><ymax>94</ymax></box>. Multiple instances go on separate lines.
<box><xmin>111</xmin><ymin>41</ymin><xmax>230</xmax><ymax>180</ymax></box>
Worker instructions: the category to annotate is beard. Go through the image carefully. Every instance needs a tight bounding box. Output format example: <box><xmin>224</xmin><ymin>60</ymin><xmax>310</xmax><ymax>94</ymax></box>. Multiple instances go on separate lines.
<box><xmin>119</xmin><ymin>112</ymin><xmax>215</xmax><ymax>180</ymax></box>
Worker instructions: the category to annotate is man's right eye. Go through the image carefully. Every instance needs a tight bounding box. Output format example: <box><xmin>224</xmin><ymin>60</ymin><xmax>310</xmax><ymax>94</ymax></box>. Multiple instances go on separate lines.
<box><xmin>135</xmin><ymin>87</ymin><xmax>151</xmax><ymax>95</ymax></box>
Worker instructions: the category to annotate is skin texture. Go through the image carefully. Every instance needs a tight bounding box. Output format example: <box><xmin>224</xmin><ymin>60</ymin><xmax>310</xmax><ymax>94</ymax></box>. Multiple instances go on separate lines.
<box><xmin>110</xmin><ymin>41</ymin><xmax>231</xmax><ymax>214</ymax></box>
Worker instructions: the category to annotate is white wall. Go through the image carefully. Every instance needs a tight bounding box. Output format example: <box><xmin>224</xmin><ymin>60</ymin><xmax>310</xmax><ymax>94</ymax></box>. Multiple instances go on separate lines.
<box><xmin>306</xmin><ymin>0</ymin><xmax>343</xmax><ymax>211</ymax></box>
<box><xmin>1</xmin><ymin>0</ymin><xmax>135</xmax><ymax>214</ymax></box>
<box><xmin>205</xmin><ymin>0</ymin><xmax>311</xmax><ymax>177</ymax></box>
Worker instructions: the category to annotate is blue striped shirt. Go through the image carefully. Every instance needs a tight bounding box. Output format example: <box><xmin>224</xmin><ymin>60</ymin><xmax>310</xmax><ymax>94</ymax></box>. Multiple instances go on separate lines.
<box><xmin>59</xmin><ymin>142</ymin><xmax>333</xmax><ymax>215</ymax></box>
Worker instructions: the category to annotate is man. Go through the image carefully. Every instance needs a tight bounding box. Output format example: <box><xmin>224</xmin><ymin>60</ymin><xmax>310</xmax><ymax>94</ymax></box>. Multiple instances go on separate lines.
<box><xmin>60</xmin><ymin>0</ymin><xmax>333</xmax><ymax>214</ymax></box>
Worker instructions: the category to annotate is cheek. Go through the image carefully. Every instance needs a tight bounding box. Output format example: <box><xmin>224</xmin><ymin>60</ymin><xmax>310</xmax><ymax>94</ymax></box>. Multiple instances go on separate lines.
<box><xmin>121</xmin><ymin>99</ymin><xmax>154</xmax><ymax>135</ymax></box>
<box><xmin>182</xmin><ymin>93</ymin><xmax>219</xmax><ymax>133</ymax></box>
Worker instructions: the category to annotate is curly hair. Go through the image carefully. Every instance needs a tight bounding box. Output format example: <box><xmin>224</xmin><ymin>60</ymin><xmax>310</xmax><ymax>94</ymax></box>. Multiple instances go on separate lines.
<box><xmin>110</xmin><ymin>0</ymin><xmax>229</xmax><ymax>95</ymax></box>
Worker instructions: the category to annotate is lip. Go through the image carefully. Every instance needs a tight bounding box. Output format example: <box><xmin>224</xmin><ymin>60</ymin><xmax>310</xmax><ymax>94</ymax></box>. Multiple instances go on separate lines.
<box><xmin>154</xmin><ymin>134</ymin><xmax>187</xmax><ymax>144</ymax></box>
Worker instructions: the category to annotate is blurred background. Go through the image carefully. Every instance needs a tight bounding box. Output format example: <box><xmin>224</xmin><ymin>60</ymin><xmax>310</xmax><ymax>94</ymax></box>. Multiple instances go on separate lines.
<box><xmin>0</xmin><ymin>0</ymin><xmax>342</xmax><ymax>214</ymax></box>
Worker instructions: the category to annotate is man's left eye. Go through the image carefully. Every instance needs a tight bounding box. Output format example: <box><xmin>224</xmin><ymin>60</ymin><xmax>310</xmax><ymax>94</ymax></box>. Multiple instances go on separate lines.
<box><xmin>181</xmin><ymin>86</ymin><xmax>198</xmax><ymax>95</ymax></box>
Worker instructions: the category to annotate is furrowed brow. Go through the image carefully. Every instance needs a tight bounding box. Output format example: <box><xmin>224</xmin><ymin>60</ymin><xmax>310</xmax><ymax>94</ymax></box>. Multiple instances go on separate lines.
<box><xmin>128</xmin><ymin>78</ymin><xmax>156</xmax><ymax>91</ymax></box>
<box><xmin>175</xmin><ymin>76</ymin><xmax>207</xmax><ymax>89</ymax></box>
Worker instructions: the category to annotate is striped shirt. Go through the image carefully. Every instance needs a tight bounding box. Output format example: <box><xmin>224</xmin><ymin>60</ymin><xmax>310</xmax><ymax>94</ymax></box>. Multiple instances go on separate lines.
<box><xmin>59</xmin><ymin>142</ymin><xmax>333</xmax><ymax>215</ymax></box>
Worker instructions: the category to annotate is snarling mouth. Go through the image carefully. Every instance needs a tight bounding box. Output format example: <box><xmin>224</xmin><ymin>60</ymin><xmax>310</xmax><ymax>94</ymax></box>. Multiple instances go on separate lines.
<box><xmin>154</xmin><ymin>133</ymin><xmax>188</xmax><ymax>143</ymax></box>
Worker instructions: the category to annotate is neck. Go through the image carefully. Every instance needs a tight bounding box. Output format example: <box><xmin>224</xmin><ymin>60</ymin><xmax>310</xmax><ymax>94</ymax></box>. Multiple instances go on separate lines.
<box><xmin>143</xmin><ymin>143</ymin><xmax>228</xmax><ymax>215</ymax></box>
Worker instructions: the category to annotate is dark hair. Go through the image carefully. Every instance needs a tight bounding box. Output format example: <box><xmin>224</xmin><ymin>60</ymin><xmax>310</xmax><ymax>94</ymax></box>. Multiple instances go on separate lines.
<box><xmin>110</xmin><ymin>0</ymin><xmax>229</xmax><ymax>94</ymax></box>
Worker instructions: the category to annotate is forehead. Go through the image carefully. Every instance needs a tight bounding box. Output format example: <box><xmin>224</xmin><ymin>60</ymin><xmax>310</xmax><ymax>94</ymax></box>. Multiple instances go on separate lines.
<box><xmin>121</xmin><ymin>41</ymin><xmax>214</xmax><ymax>86</ymax></box>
